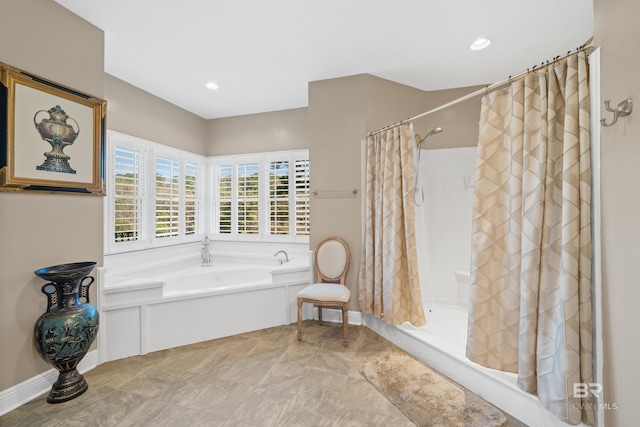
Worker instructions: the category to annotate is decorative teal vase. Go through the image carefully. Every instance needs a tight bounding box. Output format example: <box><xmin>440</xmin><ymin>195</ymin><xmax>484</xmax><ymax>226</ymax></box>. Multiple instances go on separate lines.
<box><xmin>33</xmin><ymin>262</ymin><xmax>99</xmax><ymax>403</ymax></box>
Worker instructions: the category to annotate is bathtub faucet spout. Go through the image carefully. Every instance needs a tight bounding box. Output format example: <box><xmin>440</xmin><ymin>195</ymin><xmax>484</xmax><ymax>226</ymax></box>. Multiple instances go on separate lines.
<box><xmin>274</xmin><ymin>250</ymin><xmax>289</xmax><ymax>264</ymax></box>
<box><xmin>201</xmin><ymin>236</ymin><xmax>212</xmax><ymax>267</ymax></box>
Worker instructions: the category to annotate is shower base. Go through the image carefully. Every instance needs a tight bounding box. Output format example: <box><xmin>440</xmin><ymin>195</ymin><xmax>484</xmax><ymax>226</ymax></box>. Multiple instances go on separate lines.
<box><xmin>364</xmin><ymin>304</ymin><xmax>589</xmax><ymax>427</ymax></box>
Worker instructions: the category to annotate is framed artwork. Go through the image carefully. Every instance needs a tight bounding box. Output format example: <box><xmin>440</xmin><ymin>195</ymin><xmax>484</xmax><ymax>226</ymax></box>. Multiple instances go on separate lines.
<box><xmin>0</xmin><ymin>62</ymin><xmax>107</xmax><ymax>195</ymax></box>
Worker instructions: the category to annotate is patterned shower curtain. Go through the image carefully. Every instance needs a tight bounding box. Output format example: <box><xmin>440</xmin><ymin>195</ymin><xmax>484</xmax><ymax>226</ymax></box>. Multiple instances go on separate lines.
<box><xmin>466</xmin><ymin>51</ymin><xmax>593</xmax><ymax>425</ymax></box>
<box><xmin>359</xmin><ymin>123</ymin><xmax>426</xmax><ymax>326</ymax></box>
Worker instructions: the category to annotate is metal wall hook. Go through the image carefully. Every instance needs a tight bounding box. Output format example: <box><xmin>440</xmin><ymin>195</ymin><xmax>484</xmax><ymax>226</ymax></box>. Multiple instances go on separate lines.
<box><xmin>601</xmin><ymin>98</ymin><xmax>633</xmax><ymax>127</ymax></box>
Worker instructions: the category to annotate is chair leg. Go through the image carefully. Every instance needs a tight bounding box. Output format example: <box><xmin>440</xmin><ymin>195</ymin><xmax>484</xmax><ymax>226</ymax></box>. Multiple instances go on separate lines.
<box><xmin>297</xmin><ymin>299</ymin><xmax>303</xmax><ymax>342</ymax></box>
<box><xmin>342</xmin><ymin>303</ymin><xmax>348</xmax><ymax>348</ymax></box>
<box><xmin>318</xmin><ymin>305</ymin><xmax>323</xmax><ymax>325</ymax></box>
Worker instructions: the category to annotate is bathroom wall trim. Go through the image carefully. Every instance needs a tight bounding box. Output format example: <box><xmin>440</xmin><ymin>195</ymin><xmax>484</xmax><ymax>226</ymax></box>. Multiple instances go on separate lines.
<box><xmin>0</xmin><ymin>350</ymin><xmax>98</xmax><ymax>417</ymax></box>
<box><xmin>588</xmin><ymin>47</ymin><xmax>605</xmax><ymax>427</ymax></box>
<box><xmin>311</xmin><ymin>308</ymin><xmax>363</xmax><ymax>325</ymax></box>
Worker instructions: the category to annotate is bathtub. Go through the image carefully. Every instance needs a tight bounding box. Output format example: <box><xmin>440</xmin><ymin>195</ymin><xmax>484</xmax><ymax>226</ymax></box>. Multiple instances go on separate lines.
<box><xmin>98</xmin><ymin>252</ymin><xmax>312</xmax><ymax>363</ymax></box>
<box><xmin>161</xmin><ymin>263</ymin><xmax>274</xmax><ymax>295</ymax></box>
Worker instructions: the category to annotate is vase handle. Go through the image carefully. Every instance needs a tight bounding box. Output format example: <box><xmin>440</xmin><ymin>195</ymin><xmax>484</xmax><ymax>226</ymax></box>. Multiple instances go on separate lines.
<box><xmin>41</xmin><ymin>283</ymin><xmax>58</xmax><ymax>313</ymax></box>
<box><xmin>33</xmin><ymin>110</ymin><xmax>49</xmax><ymax>128</ymax></box>
<box><xmin>79</xmin><ymin>275</ymin><xmax>95</xmax><ymax>304</ymax></box>
<box><xmin>67</xmin><ymin>116</ymin><xmax>80</xmax><ymax>139</ymax></box>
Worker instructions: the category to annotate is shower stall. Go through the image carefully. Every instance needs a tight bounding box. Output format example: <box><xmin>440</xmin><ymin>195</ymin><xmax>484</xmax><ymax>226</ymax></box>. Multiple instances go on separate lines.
<box><xmin>411</xmin><ymin>145</ymin><xmax>477</xmax><ymax>356</ymax></box>
<box><xmin>415</xmin><ymin>145</ymin><xmax>476</xmax><ymax>311</ymax></box>
<box><xmin>364</xmin><ymin>142</ymin><xmax>581</xmax><ymax>427</ymax></box>
<box><xmin>363</xmin><ymin>49</ymin><xmax>601</xmax><ymax>427</ymax></box>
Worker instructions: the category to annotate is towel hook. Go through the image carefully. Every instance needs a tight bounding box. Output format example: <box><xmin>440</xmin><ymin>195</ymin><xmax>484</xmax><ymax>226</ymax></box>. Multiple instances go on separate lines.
<box><xmin>601</xmin><ymin>98</ymin><xmax>633</xmax><ymax>127</ymax></box>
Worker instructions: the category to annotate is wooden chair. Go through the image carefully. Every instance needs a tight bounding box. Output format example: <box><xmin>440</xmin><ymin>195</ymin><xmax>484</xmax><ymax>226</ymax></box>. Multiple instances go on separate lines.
<box><xmin>297</xmin><ymin>236</ymin><xmax>351</xmax><ymax>347</ymax></box>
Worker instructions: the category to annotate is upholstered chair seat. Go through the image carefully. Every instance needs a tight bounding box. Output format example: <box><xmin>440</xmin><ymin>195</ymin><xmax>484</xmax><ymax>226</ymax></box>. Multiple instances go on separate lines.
<box><xmin>297</xmin><ymin>283</ymin><xmax>350</xmax><ymax>303</ymax></box>
<box><xmin>297</xmin><ymin>236</ymin><xmax>351</xmax><ymax>347</ymax></box>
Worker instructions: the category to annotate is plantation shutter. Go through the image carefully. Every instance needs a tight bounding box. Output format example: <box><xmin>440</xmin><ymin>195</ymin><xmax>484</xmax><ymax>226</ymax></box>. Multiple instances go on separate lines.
<box><xmin>184</xmin><ymin>161</ymin><xmax>200</xmax><ymax>235</ymax></box>
<box><xmin>268</xmin><ymin>160</ymin><xmax>289</xmax><ymax>235</ymax></box>
<box><xmin>294</xmin><ymin>158</ymin><xmax>310</xmax><ymax>236</ymax></box>
<box><xmin>155</xmin><ymin>156</ymin><xmax>180</xmax><ymax>238</ymax></box>
<box><xmin>217</xmin><ymin>164</ymin><xmax>232</xmax><ymax>233</ymax></box>
<box><xmin>113</xmin><ymin>146</ymin><xmax>143</xmax><ymax>243</ymax></box>
<box><xmin>237</xmin><ymin>162</ymin><xmax>259</xmax><ymax>234</ymax></box>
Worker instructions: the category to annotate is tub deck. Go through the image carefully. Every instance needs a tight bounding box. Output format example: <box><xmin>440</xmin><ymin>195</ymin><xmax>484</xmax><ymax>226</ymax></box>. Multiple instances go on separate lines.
<box><xmin>98</xmin><ymin>256</ymin><xmax>312</xmax><ymax>363</ymax></box>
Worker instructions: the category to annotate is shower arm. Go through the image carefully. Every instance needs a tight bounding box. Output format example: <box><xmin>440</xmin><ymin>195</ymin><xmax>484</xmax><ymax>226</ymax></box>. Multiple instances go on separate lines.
<box><xmin>416</xmin><ymin>127</ymin><xmax>443</xmax><ymax>148</ymax></box>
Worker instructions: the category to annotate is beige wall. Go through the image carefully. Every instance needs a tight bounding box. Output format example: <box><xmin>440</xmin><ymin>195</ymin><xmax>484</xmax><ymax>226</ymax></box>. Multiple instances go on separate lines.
<box><xmin>0</xmin><ymin>1</ymin><xmax>210</xmax><ymax>394</ymax></box>
<box><xmin>308</xmin><ymin>75</ymin><xmax>367</xmax><ymax>303</ymax></box>
<box><xmin>6</xmin><ymin>4</ymin><xmax>632</xmax><ymax>426</ymax></box>
<box><xmin>0</xmin><ymin>0</ymin><xmax>105</xmax><ymax>390</ymax></box>
<box><xmin>105</xmin><ymin>75</ymin><xmax>208</xmax><ymax>154</ymax></box>
<box><xmin>309</xmin><ymin>74</ymin><xmax>482</xmax><ymax>310</ymax></box>
<box><xmin>594</xmin><ymin>0</ymin><xmax>639</xmax><ymax>425</ymax></box>
<box><xmin>207</xmin><ymin>107</ymin><xmax>308</xmax><ymax>156</ymax></box>
<box><xmin>409</xmin><ymin>86</ymin><xmax>484</xmax><ymax>149</ymax></box>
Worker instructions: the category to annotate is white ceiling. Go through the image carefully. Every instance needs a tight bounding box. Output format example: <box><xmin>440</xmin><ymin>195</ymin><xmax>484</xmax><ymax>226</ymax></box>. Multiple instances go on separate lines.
<box><xmin>55</xmin><ymin>0</ymin><xmax>593</xmax><ymax>120</ymax></box>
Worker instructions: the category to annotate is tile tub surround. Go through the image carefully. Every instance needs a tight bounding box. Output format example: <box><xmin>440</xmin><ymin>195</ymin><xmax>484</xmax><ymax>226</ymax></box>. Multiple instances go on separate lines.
<box><xmin>0</xmin><ymin>323</ymin><xmax>525</xmax><ymax>427</ymax></box>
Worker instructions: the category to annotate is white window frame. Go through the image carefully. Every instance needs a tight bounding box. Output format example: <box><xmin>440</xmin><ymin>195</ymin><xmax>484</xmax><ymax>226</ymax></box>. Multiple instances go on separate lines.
<box><xmin>210</xmin><ymin>150</ymin><xmax>309</xmax><ymax>243</ymax></box>
<box><xmin>293</xmin><ymin>153</ymin><xmax>311</xmax><ymax>238</ymax></box>
<box><xmin>184</xmin><ymin>160</ymin><xmax>200</xmax><ymax>237</ymax></box>
<box><xmin>266</xmin><ymin>157</ymin><xmax>291</xmax><ymax>238</ymax></box>
<box><xmin>106</xmin><ymin>131</ymin><xmax>307</xmax><ymax>253</ymax></box>
<box><xmin>150</xmin><ymin>145</ymin><xmax>205</xmax><ymax>247</ymax></box>
<box><xmin>153</xmin><ymin>153</ymin><xmax>181</xmax><ymax>241</ymax></box>
<box><xmin>105</xmin><ymin>131</ymin><xmax>149</xmax><ymax>253</ymax></box>
<box><xmin>213</xmin><ymin>163</ymin><xmax>233</xmax><ymax>236</ymax></box>
<box><xmin>235</xmin><ymin>156</ymin><xmax>261</xmax><ymax>239</ymax></box>
<box><xmin>105</xmin><ymin>131</ymin><xmax>206</xmax><ymax>254</ymax></box>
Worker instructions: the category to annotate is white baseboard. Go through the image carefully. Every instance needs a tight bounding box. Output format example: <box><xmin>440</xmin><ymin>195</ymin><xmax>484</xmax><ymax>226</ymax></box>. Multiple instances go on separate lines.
<box><xmin>312</xmin><ymin>308</ymin><xmax>362</xmax><ymax>325</ymax></box>
<box><xmin>0</xmin><ymin>350</ymin><xmax>98</xmax><ymax>417</ymax></box>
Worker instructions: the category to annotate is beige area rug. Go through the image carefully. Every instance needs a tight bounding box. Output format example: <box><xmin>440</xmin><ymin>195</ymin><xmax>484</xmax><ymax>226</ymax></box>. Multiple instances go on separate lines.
<box><xmin>360</xmin><ymin>353</ymin><xmax>508</xmax><ymax>427</ymax></box>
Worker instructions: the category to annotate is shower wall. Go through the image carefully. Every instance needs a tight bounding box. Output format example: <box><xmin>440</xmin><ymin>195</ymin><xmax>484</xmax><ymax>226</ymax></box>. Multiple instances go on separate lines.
<box><xmin>416</xmin><ymin>147</ymin><xmax>476</xmax><ymax>308</ymax></box>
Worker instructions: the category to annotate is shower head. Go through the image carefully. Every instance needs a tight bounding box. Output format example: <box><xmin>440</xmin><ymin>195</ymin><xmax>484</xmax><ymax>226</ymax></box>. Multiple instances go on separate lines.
<box><xmin>426</xmin><ymin>127</ymin><xmax>443</xmax><ymax>138</ymax></box>
<box><xmin>417</xmin><ymin>127</ymin><xmax>444</xmax><ymax>146</ymax></box>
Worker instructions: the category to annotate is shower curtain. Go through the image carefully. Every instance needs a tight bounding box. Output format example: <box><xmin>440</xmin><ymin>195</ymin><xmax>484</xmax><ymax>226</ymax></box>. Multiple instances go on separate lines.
<box><xmin>359</xmin><ymin>123</ymin><xmax>426</xmax><ymax>326</ymax></box>
<box><xmin>466</xmin><ymin>51</ymin><xmax>593</xmax><ymax>425</ymax></box>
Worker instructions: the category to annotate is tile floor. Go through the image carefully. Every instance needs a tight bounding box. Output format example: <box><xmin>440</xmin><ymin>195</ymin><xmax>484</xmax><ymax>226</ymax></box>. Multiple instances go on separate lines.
<box><xmin>0</xmin><ymin>322</ymin><xmax>525</xmax><ymax>426</ymax></box>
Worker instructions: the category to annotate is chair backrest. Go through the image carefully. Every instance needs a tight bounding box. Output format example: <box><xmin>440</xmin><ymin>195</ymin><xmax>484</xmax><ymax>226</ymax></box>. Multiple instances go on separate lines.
<box><xmin>313</xmin><ymin>237</ymin><xmax>350</xmax><ymax>284</ymax></box>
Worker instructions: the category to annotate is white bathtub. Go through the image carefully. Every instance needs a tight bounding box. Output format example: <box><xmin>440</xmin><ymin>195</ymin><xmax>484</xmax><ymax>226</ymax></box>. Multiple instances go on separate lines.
<box><xmin>160</xmin><ymin>263</ymin><xmax>274</xmax><ymax>295</ymax></box>
<box><xmin>99</xmin><ymin>252</ymin><xmax>312</xmax><ymax>363</ymax></box>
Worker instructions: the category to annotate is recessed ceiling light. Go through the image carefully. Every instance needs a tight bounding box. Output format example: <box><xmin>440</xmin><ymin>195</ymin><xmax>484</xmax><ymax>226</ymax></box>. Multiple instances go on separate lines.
<box><xmin>205</xmin><ymin>82</ymin><xmax>218</xmax><ymax>90</ymax></box>
<box><xmin>470</xmin><ymin>38</ymin><xmax>491</xmax><ymax>51</ymax></box>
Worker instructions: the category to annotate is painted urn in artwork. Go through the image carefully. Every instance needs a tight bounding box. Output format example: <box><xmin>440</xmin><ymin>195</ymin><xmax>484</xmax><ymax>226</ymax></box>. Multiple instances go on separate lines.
<box><xmin>34</xmin><ymin>105</ymin><xmax>80</xmax><ymax>174</ymax></box>
<box><xmin>33</xmin><ymin>262</ymin><xmax>99</xmax><ymax>403</ymax></box>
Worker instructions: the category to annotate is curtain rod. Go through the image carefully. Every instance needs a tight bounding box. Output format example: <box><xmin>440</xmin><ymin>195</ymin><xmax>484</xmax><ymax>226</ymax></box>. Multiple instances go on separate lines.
<box><xmin>367</xmin><ymin>43</ymin><xmax>593</xmax><ymax>137</ymax></box>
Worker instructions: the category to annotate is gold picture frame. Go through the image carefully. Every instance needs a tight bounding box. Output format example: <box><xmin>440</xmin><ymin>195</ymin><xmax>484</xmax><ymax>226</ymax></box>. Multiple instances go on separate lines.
<box><xmin>0</xmin><ymin>62</ymin><xmax>106</xmax><ymax>195</ymax></box>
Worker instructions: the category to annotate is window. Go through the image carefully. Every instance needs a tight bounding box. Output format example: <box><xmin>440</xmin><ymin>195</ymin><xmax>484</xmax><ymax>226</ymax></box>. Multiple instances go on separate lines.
<box><xmin>106</xmin><ymin>131</ymin><xmax>308</xmax><ymax>252</ymax></box>
<box><xmin>155</xmin><ymin>156</ymin><xmax>180</xmax><ymax>238</ymax></box>
<box><xmin>211</xmin><ymin>150</ymin><xmax>309</xmax><ymax>242</ymax></box>
<box><xmin>268</xmin><ymin>160</ymin><xmax>289</xmax><ymax>235</ymax></box>
<box><xmin>294</xmin><ymin>158</ymin><xmax>310</xmax><ymax>236</ymax></box>
<box><xmin>217</xmin><ymin>165</ymin><xmax>232</xmax><ymax>234</ymax></box>
<box><xmin>106</xmin><ymin>131</ymin><xmax>205</xmax><ymax>254</ymax></box>
<box><xmin>237</xmin><ymin>162</ymin><xmax>260</xmax><ymax>234</ymax></box>
<box><xmin>113</xmin><ymin>145</ymin><xmax>144</xmax><ymax>243</ymax></box>
<box><xmin>184</xmin><ymin>162</ymin><xmax>198</xmax><ymax>235</ymax></box>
